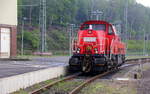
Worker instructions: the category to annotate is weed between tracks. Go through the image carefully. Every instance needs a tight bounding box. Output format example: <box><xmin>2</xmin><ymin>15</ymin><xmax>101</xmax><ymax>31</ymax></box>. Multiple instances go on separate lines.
<box><xmin>43</xmin><ymin>81</ymin><xmax>83</xmax><ymax>94</ymax></box>
<box><xmin>79</xmin><ymin>62</ymin><xmax>150</xmax><ymax>94</ymax></box>
<box><xmin>12</xmin><ymin>76</ymin><xmax>64</xmax><ymax>94</ymax></box>
<box><xmin>12</xmin><ymin>59</ymin><xmax>150</xmax><ymax>94</ymax></box>
<box><xmin>126</xmin><ymin>56</ymin><xmax>150</xmax><ymax>60</ymax></box>
<box><xmin>80</xmin><ymin>80</ymin><xmax>137</xmax><ymax>94</ymax></box>
<box><xmin>125</xmin><ymin>63</ymin><xmax>150</xmax><ymax>79</ymax></box>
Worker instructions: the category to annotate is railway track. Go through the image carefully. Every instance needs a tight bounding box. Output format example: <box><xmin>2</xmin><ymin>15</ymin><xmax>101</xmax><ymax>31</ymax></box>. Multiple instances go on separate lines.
<box><xmin>68</xmin><ymin>70</ymin><xmax>115</xmax><ymax>94</ymax></box>
<box><xmin>30</xmin><ymin>70</ymin><xmax>115</xmax><ymax>94</ymax></box>
<box><xmin>30</xmin><ymin>58</ymin><xmax>150</xmax><ymax>94</ymax></box>
<box><xmin>69</xmin><ymin>58</ymin><xmax>150</xmax><ymax>94</ymax></box>
<box><xmin>29</xmin><ymin>72</ymin><xmax>82</xmax><ymax>94</ymax></box>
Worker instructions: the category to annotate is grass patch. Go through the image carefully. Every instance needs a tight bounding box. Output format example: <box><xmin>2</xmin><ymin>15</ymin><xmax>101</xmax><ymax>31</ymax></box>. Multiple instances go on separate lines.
<box><xmin>51</xmin><ymin>81</ymin><xmax>83</xmax><ymax>92</ymax></box>
<box><xmin>81</xmin><ymin>81</ymin><xmax>137</xmax><ymax>94</ymax></box>
<box><xmin>12</xmin><ymin>76</ymin><xmax>65</xmax><ymax>94</ymax></box>
<box><xmin>126</xmin><ymin>56</ymin><xmax>150</xmax><ymax>59</ymax></box>
<box><xmin>12</xmin><ymin>89</ymin><xmax>28</xmax><ymax>94</ymax></box>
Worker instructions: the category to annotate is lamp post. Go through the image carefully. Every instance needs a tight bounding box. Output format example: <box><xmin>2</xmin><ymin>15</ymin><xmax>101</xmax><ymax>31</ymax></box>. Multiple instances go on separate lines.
<box><xmin>143</xmin><ymin>30</ymin><xmax>146</xmax><ymax>56</ymax></box>
<box><xmin>21</xmin><ymin>17</ymin><xmax>27</xmax><ymax>56</ymax></box>
<box><xmin>69</xmin><ymin>24</ymin><xmax>75</xmax><ymax>56</ymax></box>
<box><xmin>125</xmin><ymin>0</ymin><xmax>128</xmax><ymax>48</ymax></box>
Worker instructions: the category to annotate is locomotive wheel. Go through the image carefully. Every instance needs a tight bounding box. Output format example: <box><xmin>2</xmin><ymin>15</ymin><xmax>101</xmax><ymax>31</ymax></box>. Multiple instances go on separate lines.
<box><xmin>117</xmin><ymin>55</ymin><xmax>124</xmax><ymax>67</ymax></box>
<box><xmin>122</xmin><ymin>55</ymin><xmax>125</xmax><ymax>63</ymax></box>
<box><xmin>82</xmin><ymin>56</ymin><xmax>92</xmax><ymax>73</ymax></box>
<box><xmin>118</xmin><ymin>55</ymin><xmax>122</xmax><ymax>63</ymax></box>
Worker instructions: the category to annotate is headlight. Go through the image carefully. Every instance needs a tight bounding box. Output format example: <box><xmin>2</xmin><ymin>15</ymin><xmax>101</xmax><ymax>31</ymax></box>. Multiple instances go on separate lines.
<box><xmin>88</xmin><ymin>30</ymin><xmax>92</xmax><ymax>34</ymax></box>
<box><xmin>94</xmin><ymin>48</ymin><xmax>98</xmax><ymax>54</ymax></box>
<box><xmin>77</xmin><ymin>48</ymin><xmax>80</xmax><ymax>53</ymax></box>
<box><xmin>95</xmin><ymin>50</ymin><xmax>98</xmax><ymax>54</ymax></box>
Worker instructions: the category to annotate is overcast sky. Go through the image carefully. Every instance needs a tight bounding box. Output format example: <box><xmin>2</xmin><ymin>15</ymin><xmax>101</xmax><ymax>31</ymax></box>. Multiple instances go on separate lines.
<box><xmin>136</xmin><ymin>0</ymin><xmax>150</xmax><ymax>7</ymax></box>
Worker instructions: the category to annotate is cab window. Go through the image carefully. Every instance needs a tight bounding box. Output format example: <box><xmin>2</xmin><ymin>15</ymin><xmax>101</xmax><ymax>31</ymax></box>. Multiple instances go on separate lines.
<box><xmin>81</xmin><ymin>24</ymin><xmax>106</xmax><ymax>31</ymax></box>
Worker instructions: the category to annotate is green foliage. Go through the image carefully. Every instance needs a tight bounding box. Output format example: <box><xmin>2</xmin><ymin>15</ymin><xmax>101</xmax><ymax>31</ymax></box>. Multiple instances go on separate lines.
<box><xmin>17</xmin><ymin>29</ymin><xmax>40</xmax><ymax>51</ymax></box>
<box><xmin>127</xmin><ymin>40</ymin><xmax>150</xmax><ymax>51</ymax></box>
<box><xmin>17</xmin><ymin>28</ymin><xmax>69</xmax><ymax>53</ymax></box>
<box><xmin>17</xmin><ymin>0</ymin><xmax>150</xmax><ymax>54</ymax></box>
<box><xmin>127</xmin><ymin>40</ymin><xmax>150</xmax><ymax>55</ymax></box>
<box><xmin>47</xmin><ymin>0</ymin><xmax>91</xmax><ymax>25</ymax></box>
<box><xmin>24</xmin><ymin>30</ymin><xmax>39</xmax><ymax>49</ymax></box>
<box><xmin>18</xmin><ymin>0</ymin><xmax>150</xmax><ymax>32</ymax></box>
<box><xmin>127</xmin><ymin>40</ymin><xmax>144</xmax><ymax>50</ymax></box>
<box><xmin>47</xmin><ymin>29</ymin><xmax>69</xmax><ymax>50</ymax></box>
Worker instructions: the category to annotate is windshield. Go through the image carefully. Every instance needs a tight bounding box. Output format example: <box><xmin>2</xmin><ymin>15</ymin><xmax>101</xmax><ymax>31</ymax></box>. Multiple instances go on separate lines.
<box><xmin>81</xmin><ymin>24</ymin><xmax>106</xmax><ymax>31</ymax></box>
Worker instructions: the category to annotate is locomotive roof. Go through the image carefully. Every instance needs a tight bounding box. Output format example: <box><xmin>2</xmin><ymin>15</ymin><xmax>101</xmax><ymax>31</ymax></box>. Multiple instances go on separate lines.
<box><xmin>82</xmin><ymin>20</ymin><xmax>111</xmax><ymax>25</ymax></box>
<box><xmin>80</xmin><ymin>20</ymin><xmax>112</xmax><ymax>29</ymax></box>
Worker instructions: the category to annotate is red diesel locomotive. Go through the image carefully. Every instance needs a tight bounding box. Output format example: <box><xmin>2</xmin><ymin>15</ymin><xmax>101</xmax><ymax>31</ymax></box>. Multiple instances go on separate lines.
<box><xmin>69</xmin><ymin>20</ymin><xmax>126</xmax><ymax>73</ymax></box>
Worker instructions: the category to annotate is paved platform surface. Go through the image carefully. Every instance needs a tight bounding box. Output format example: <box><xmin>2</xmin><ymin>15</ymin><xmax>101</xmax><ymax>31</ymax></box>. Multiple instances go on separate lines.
<box><xmin>0</xmin><ymin>56</ymin><xmax>69</xmax><ymax>78</ymax></box>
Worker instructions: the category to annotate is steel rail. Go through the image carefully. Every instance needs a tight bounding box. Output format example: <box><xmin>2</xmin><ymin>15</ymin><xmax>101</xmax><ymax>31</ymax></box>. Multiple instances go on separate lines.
<box><xmin>126</xmin><ymin>58</ymin><xmax>150</xmax><ymax>62</ymax></box>
<box><xmin>30</xmin><ymin>58</ymin><xmax>150</xmax><ymax>94</ymax></box>
<box><xmin>126</xmin><ymin>58</ymin><xmax>150</xmax><ymax>64</ymax></box>
<box><xmin>69</xmin><ymin>58</ymin><xmax>150</xmax><ymax>94</ymax></box>
<box><xmin>69</xmin><ymin>70</ymin><xmax>113</xmax><ymax>94</ymax></box>
<box><xmin>29</xmin><ymin>72</ymin><xmax>82</xmax><ymax>94</ymax></box>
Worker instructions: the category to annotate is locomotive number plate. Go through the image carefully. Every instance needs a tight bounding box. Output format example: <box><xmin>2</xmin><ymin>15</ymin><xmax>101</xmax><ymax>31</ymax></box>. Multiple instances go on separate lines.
<box><xmin>83</xmin><ymin>37</ymin><xmax>96</xmax><ymax>42</ymax></box>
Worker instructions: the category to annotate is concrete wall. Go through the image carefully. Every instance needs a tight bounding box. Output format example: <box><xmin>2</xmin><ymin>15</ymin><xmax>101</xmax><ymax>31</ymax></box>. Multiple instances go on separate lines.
<box><xmin>0</xmin><ymin>66</ymin><xmax>68</xmax><ymax>94</ymax></box>
<box><xmin>0</xmin><ymin>0</ymin><xmax>17</xmax><ymax>25</ymax></box>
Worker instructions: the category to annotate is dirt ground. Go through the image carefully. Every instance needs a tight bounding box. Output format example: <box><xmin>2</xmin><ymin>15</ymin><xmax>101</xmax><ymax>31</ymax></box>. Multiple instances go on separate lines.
<box><xmin>80</xmin><ymin>63</ymin><xmax>150</xmax><ymax>94</ymax></box>
<box><xmin>137</xmin><ymin>69</ymin><xmax>150</xmax><ymax>94</ymax></box>
<box><xmin>13</xmin><ymin>61</ymin><xmax>150</xmax><ymax>94</ymax></box>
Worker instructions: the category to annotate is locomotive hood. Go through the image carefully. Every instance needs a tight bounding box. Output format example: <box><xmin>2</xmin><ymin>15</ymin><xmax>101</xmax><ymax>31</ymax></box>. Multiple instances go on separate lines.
<box><xmin>77</xmin><ymin>29</ymin><xmax>106</xmax><ymax>54</ymax></box>
<box><xmin>78</xmin><ymin>29</ymin><xmax>106</xmax><ymax>44</ymax></box>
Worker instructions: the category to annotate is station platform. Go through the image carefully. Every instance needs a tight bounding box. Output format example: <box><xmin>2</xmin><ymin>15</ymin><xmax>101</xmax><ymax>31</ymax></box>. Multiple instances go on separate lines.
<box><xmin>0</xmin><ymin>56</ymin><xmax>69</xmax><ymax>94</ymax></box>
<box><xmin>0</xmin><ymin>56</ymin><xmax>69</xmax><ymax>78</ymax></box>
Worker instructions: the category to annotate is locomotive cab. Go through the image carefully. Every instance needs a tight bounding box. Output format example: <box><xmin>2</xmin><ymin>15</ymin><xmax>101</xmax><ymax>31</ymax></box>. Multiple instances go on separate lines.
<box><xmin>78</xmin><ymin>24</ymin><xmax>106</xmax><ymax>55</ymax></box>
<box><xmin>69</xmin><ymin>20</ymin><xmax>126</xmax><ymax>73</ymax></box>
